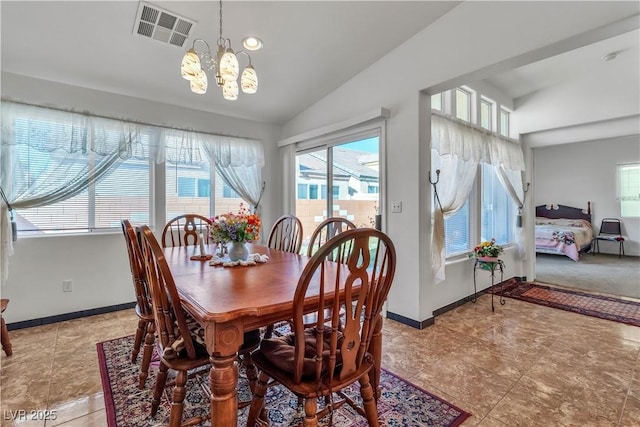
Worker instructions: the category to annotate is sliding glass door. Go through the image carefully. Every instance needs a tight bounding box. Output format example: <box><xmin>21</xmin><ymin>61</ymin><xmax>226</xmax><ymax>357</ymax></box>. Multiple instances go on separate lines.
<box><xmin>295</xmin><ymin>136</ymin><xmax>380</xmax><ymax>254</ymax></box>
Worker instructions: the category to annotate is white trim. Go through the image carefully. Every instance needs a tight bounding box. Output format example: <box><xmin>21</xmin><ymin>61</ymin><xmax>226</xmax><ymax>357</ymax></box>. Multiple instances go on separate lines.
<box><xmin>278</xmin><ymin>108</ymin><xmax>390</xmax><ymax>147</ymax></box>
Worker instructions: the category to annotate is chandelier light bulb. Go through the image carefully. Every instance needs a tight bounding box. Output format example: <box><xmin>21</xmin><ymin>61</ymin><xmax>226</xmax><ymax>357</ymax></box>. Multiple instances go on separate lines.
<box><xmin>240</xmin><ymin>65</ymin><xmax>258</xmax><ymax>94</ymax></box>
<box><xmin>190</xmin><ymin>69</ymin><xmax>208</xmax><ymax>94</ymax></box>
<box><xmin>180</xmin><ymin>49</ymin><xmax>201</xmax><ymax>81</ymax></box>
<box><xmin>222</xmin><ymin>79</ymin><xmax>239</xmax><ymax>100</ymax></box>
<box><xmin>220</xmin><ymin>48</ymin><xmax>239</xmax><ymax>82</ymax></box>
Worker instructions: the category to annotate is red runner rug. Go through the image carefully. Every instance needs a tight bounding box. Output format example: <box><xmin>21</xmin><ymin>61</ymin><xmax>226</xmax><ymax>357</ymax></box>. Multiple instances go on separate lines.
<box><xmin>496</xmin><ymin>280</ymin><xmax>640</xmax><ymax>327</ymax></box>
<box><xmin>97</xmin><ymin>335</ymin><xmax>470</xmax><ymax>427</ymax></box>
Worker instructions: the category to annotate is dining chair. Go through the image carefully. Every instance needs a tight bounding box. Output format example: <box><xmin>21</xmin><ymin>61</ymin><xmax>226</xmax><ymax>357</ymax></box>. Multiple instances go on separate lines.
<box><xmin>121</xmin><ymin>219</ymin><xmax>155</xmax><ymax>389</ymax></box>
<box><xmin>303</xmin><ymin>217</ymin><xmax>357</xmax><ymax>331</ymax></box>
<box><xmin>306</xmin><ymin>217</ymin><xmax>356</xmax><ymax>257</ymax></box>
<box><xmin>1</xmin><ymin>299</ymin><xmax>12</xmax><ymax>357</ymax></box>
<box><xmin>263</xmin><ymin>214</ymin><xmax>304</xmax><ymax>339</ymax></box>
<box><xmin>161</xmin><ymin>214</ymin><xmax>212</xmax><ymax>248</ymax></box>
<box><xmin>138</xmin><ymin>226</ymin><xmax>261</xmax><ymax>427</ymax></box>
<box><xmin>246</xmin><ymin>228</ymin><xmax>397</xmax><ymax>427</ymax></box>
<box><xmin>267</xmin><ymin>214</ymin><xmax>303</xmax><ymax>254</ymax></box>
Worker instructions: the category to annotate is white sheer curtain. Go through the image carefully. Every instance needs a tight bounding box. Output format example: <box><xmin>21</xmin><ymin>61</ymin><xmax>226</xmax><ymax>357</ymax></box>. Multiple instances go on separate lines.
<box><xmin>200</xmin><ymin>136</ymin><xmax>265</xmax><ymax>211</ymax></box>
<box><xmin>1</xmin><ymin>101</ymin><xmax>142</xmax><ymax>284</ymax></box>
<box><xmin>495</xmin><ymin>166</ymin><xmax>527</xmax><ymax>257</ymax></box>
<box><xmin>430</xmin><ymin>114</ymin><xmax>525</xmax><ymax>283</ymax></box>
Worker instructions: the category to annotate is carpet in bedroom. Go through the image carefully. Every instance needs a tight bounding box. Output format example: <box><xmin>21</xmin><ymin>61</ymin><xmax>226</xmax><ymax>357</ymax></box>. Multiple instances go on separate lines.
<box><xmin>535</xmin><ymin>253</ymin><xmax>640</xmax><ymax>299</ymax></box>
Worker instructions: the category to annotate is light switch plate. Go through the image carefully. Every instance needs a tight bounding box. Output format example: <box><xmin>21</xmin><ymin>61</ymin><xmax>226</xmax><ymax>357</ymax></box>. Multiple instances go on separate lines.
<box><xmin>391</xmin><ymin>201</ymin><xmax>402</xmax><ymax>213</ymax></box>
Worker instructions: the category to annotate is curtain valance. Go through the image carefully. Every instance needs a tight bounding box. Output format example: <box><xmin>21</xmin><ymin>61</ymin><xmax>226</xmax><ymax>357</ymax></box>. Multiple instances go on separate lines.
<box><xmin>431</xmin><ymin>114</ymin><xmax>524</xmax><ymax>171</ymax></box>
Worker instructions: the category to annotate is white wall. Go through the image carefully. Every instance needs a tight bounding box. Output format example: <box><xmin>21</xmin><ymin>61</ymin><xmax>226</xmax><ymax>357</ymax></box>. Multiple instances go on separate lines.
<box><xmin>532</xmin><ymin>135</ymin><xmax>640</xmax><ymax>257</ymax></box>
<box><xmin>1</xmin><ymin>72</ymin><xmax>282</xmax><ymax>323</ymax></box>
<box><xmin>282</xmin><ymin>2</ymin><xmax>638</xmax><ymax>324</ymax></box>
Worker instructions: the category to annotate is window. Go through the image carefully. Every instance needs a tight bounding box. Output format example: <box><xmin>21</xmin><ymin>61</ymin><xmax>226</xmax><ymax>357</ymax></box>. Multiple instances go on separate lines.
<box><xmin>12</xmin><ymin>116</ymin><xmax>151</xmax><ymax>233</ymax></box>
<box><xmin>309</xmin><ymin>184</ymin><xmax>319</xmax><ymax>200</ymax></box>
<box><xmin>332</xmin><ymin>186</ymin><xmax>339</xmax><ymax>197</ymax></box>
<box><xmin>481</xmin><ymin>164</ymin><xmax>515</xmax><ymax>245</ymax></box>
<box><xmin>618</xmin><ymin>163</ymin><xmax>640</xmax><ymax>217</ymax></box>
<box><xmin>222</xmin><ymin>182</ymin><xmax>238</xmax><ymax>198</ymax></box>
<box><xmin>500</xmin><ymin>109</ymin><xmax>510</xmax><ymax>137</ymax></box>
<box><xmin>367</xmin><ymin>185</ymin><xmax>379</xmax><ymax>194</ymax></box>
<box><xmin>431</xmin><ymin>93</ymin><xmax>443</xmax><ymax>111</ymax></box>
<box><xmin>480</xmin><ymin>99</ymin><xmax>492</xmax><ymax>130</ymax></box>
<box><xmin>5</xmin><ymin>102</ymin><xmax>263</xmax><ymax>235</ymax></box>
<box><xmin>433</xmin><ymin>86</ymin><xmax>519</xmax><ymax>259</ymax></box>
<box><xmin>297</xmin><ymin>183</ymin><xmax>308</xmax><ymax>199</ymax></box>
<box><xmin>445</xmin><ymin>197</ymin><xmax>474</xmax><ymax>256</ymax></box>
<box><xmin>455</xmin><ymin>88</ymin><xmax>471</xmax><ymax>122</ymax></box>
<box><xmin>177</xmin><ymin>177</ymin><xmax>195</xmax><ymax>197</ymax></box>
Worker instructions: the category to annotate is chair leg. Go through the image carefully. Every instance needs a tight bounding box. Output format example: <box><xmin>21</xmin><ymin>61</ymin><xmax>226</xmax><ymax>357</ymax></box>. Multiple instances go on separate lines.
<box><xmin>139</xmin><ymin>322</ymin><xmax>155</xmax><ymax>389</ymax></box>
<box><xmin>151</xmin><ymin>362</ymin><xmax>169</xmax><ymax>416</ymax></box>
<box><xmin>168</xmin><ymin>370</ymin><xmax>188</xmax><ymax>427</ymax></box>
<box><xmin>242</xmin><ymin>352</ymin><xmax>258</xmax><ymax>394</ymax></box>
<box><xmin>302</xmin><ymin>398</ymin><xmax>318</xmax><ymax>427</ymax></box>
<box><xmin>358</xmin><ymin>374</ymin><xmax>380</xmax><ymax>427</ymax></box>
<box><xmin>246</xmin><ymin>371</ymin><xmax>270</xmax><ymax>427</ymax></box>
<box><xmin>131</xmin><ymin>318</ymin><xmax>146</xmax><ymax>363</ymax></box>
<box><xmin>1</xmin><ymin>316</ymin><xmax>12</xmax><ymax>357</ymax></box>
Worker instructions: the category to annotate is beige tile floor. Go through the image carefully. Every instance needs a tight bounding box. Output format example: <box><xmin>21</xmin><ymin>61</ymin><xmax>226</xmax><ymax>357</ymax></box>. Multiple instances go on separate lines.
<box><xmin>1</xmin><ymin>293</ymin><xmax>639</xmax><ymax>426</ymax></box>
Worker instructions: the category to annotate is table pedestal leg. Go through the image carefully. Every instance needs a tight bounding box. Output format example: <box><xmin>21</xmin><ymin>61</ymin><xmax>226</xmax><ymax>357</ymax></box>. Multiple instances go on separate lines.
<box><xmin>210</xmin><ymin>353</ymin><xmax>239</xmax><ymax>427</ymax></box>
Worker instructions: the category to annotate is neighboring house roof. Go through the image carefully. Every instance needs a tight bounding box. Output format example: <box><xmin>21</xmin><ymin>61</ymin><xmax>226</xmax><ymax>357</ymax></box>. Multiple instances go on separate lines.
<box><xmin>298</xmin><ymin>147</ymin><xmax>379</xmax><ymax>181</ymax></box>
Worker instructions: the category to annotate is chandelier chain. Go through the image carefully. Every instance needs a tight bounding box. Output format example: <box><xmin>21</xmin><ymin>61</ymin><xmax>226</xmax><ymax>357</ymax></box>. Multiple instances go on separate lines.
<box><xmin>218</xmin><ymin>0</ymin><xmax>223</xmax><ymax>42</ymax></box>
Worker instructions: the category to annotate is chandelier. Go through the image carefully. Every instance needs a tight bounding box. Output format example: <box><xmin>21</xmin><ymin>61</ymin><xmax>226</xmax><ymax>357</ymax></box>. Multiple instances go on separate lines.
<box><xmin>180</xmin><ymin>0</ymin><xmax>258</xmax><ymax>100</ymax></box>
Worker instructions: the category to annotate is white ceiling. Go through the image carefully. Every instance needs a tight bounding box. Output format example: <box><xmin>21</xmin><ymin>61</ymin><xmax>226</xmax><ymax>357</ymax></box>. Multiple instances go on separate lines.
<box><xmin>484</xmin><ymin>28</ymin><xmax>640</xmax><ymax>101</ymax></box>
<box><xmin>1</xmin><ymin>1</ymin><xmax>638</xmax><ymax>134</ymax></box>
<box><xmin>0</xmin><ymin>0</ymin><xmax>459</xmax><ymax>125</ymax></box>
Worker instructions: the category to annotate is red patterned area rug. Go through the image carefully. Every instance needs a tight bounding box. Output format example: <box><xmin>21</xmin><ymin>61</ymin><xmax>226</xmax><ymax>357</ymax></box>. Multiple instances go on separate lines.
<box><xmin>495</xmin><ymin>280</ymin><xmax>640</xmax><ymax>327</ymax></box>
<box><xmin>97</xmin><ymin>335</ymin><xmax>470</xmax><ymax>427</ymax></box>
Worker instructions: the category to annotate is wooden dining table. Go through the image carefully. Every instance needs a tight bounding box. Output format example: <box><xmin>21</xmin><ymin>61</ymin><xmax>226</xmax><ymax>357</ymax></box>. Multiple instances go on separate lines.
<box><xmin>163</xmin><ymin>242</ymin><xmax>385</xmax><ymax>427</ymax></box>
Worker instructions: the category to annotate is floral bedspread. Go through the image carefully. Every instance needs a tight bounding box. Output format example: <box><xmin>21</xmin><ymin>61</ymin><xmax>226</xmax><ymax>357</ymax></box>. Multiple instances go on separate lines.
<box><xmin>535</xmin><ymin>218</ymin><xmax>594</xmax><ymax>261</ymax></box>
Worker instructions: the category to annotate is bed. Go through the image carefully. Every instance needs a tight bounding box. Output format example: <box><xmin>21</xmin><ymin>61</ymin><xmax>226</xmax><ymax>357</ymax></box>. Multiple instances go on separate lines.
<box><xmin>535</xmin><ymin>202</ymin><xmax>594</xmax><ymax>261</ymax></box>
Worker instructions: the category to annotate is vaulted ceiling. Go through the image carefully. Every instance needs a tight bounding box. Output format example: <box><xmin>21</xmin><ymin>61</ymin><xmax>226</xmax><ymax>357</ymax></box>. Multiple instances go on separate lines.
<box><xmin>1</xmin><ymin>1</ymin><xmax>638</xmax><ymax>137</ymax></box>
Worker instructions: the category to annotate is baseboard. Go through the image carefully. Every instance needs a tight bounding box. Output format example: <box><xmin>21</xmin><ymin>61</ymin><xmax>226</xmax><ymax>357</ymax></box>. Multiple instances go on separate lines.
<box><xmin>386</xmin><ymin>311</ymin><xmax>434</xmax><ymax>329</ymax></box>
<box><xmin>432</xmin><ymin>276</ymin><xmax>519</xmax><ymax>318</ymax></box>
<box><xmin>432</xmin><ymin>295</ymin><xmax>475</xmax><ymax>317</ymax></box>
<box><xmin>6</xmin><ymin>302</ymin><xmax>136</xmax><ymax>331</ymax></box>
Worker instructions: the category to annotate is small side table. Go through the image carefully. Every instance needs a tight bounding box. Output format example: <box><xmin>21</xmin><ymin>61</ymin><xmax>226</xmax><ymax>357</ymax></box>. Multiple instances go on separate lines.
<box><xmin>472</xmin><ymin>258</ymin><xmax>505</xmax><ymax>312</ymax></box>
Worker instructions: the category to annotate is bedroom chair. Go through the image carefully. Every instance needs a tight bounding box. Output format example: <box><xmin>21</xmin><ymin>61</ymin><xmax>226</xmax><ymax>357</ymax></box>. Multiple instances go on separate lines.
<box><xmin>246</xmin><ymin>228</ymin><xmax>397</xmax><ymax>427</ymax></box>
<box><xmin>121</xmin><ymin>219</ymin><xmax>155</xmax><ymax>389</ymax></box>
<box><xmin>161</xmin><ymin>214</ymin><xmax>212</xmax><ymax>248</ymax></box>
<box><xmin>592</xmin><ymin>218</ymin><xmax>625</xmax><ymax>258</ymax></box>
<box><xmin>1</xmin><ymin>299</ymin><xmax>12</xmax><ymax>357</ymax></box>
<box><xmin>138</xmin><ymin>225</ymin><xmax>261</xmax><ymax>427</ymax></box>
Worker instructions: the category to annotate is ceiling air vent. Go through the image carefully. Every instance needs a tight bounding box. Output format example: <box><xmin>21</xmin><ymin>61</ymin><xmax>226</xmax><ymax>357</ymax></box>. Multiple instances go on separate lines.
<box><xmin>133</xmin><ymin>1</ymin><xmax>196</xmax><ymax>48</ymax></box>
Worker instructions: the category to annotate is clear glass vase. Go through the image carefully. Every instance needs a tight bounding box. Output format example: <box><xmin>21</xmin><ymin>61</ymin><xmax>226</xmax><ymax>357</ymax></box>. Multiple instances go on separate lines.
<box><xmin>228</xmin><ymin>241</ymin><xmax>249</xmax><ymax>262</ymax></box>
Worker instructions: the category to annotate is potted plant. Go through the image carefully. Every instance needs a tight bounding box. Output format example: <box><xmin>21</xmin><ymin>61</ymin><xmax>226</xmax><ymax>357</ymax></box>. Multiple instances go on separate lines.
<box><xmin>469</xmin><ymin>238</ymin><xmax>503</xmax><ymax>262</ymax></box>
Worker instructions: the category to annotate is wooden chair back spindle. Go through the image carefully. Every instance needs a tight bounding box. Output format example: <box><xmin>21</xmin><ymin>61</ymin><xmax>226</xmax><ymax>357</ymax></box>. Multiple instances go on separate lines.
<box><xmin>268</xmin><ymin>214</ymin><xmax>303</xmax><ymax>254</ymax></box>
<box><xmin>307</xmin><ymin>217</ymin><xmax>356</xmax><ymax>257</ymax></box>
<box><xmin>162</xmin><ymin>214</ymin><xmax>212</xmax><ymax>248</ymax></box>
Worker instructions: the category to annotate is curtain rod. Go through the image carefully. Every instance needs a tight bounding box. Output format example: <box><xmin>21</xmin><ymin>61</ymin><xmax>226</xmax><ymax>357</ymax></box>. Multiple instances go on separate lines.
<box><xmin>431</xmin><ymin>110</ymin><xmax>520</xmax><ymax>145</ymax></box>
<box><xmin>1</xmin><ymin>98</ymin><xmax>259</xmax><ymax>143</ymax></box>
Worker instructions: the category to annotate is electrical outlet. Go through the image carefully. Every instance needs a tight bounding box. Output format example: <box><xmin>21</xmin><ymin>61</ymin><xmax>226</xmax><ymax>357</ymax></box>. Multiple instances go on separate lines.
<box><xmin>391</xmin><ymin>201</ymin><xmax>402</xmax><ymax>213</ymax></box>
<box><xmin>63</xmin><ymin>279</ymin><xmax>73</xmax><ymax>292</ymax></box>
